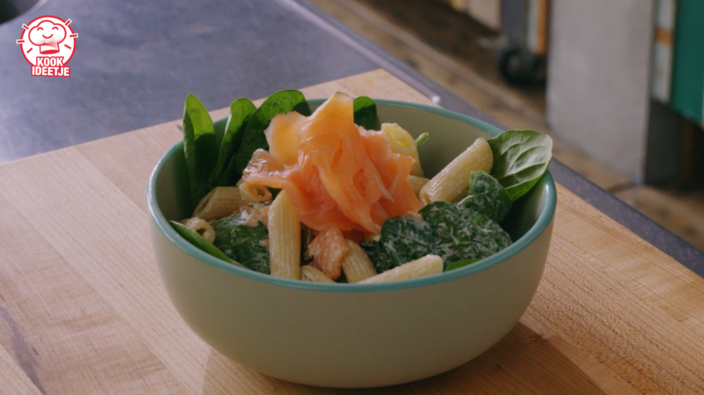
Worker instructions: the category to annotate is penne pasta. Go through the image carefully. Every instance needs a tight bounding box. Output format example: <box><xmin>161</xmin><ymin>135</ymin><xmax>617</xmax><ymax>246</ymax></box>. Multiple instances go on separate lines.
<box><xmin>238</xmin><ymin>179</ymin><xmax>273</xmax><ymax>203</ymax></box>
<box><xmin>268</xmin><ymin>191</ymin><xmax>301</xmax><ymax>279</ymax></box>
<box><xmin>359</xmin><ymin>255</ymin><xmax>443</xmax><ymax>284</ymax></box>
<box><xmin>408</xmin><ymin>175</ymin><xmax>430</xmax><ymax>198</ymax></box>
<box><xmin>382</xmin><ymin>123</ymin><xmax>425</xmax><ymax>177</ymax></box>
<box><xmin>341</xmin><ymin>240</ymin><xmax>378</xmax><ymax>283</ymax></box>
<box><xmin>193</xmin><ymin>187</ymin><xmax>245</xmax><ymax>221</ymax></box>
<box><xmin>419</xmin><ymin>137</ymin><xmax>493</xmax><ymax>204</ymax></box>
<box><xmin>180</xmin><ymin>217</ymin><xmax>216</xmax><ymax>243</ymax></box>
<box><xmin>300</xmin><ymin>265</ymin><xmax>336</xmax><ymax>283</ymax></box>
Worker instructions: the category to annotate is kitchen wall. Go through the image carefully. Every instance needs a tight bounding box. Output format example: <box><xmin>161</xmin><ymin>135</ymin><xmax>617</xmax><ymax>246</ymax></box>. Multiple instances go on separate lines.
<box><xmin>547</xmin><ymin>0</ymin><xmax>655</xmax><ymax>182</ymax></box>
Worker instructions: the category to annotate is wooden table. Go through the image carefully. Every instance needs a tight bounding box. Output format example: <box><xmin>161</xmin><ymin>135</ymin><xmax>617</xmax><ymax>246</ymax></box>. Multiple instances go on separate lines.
<box><xmin>2</xmin><ymin>70</ymin><xmax>704</xmax><ymax>394</ymax></box>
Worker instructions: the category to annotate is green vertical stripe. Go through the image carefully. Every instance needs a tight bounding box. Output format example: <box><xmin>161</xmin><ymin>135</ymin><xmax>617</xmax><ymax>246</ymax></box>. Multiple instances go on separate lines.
<box><xmin>671</xmin><ymin>0</ymin><xmax>704</xmax><ymax>123</ymax></box>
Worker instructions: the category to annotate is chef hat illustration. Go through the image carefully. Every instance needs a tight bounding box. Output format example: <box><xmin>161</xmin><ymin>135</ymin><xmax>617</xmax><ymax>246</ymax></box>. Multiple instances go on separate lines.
<box><xmin>29</xmin><ymin>20</ymin><xmax>67</xmax><ymax>54</ymax></box>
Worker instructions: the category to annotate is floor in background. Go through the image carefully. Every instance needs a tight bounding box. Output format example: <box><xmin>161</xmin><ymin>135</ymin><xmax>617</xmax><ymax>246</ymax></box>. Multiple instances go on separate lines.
<box><xmin>615</xmin><ymin>186</ymin><xmax>704</xmax><ymax>251</ymax></box>
<box><xmin>309</xmin><ymin>0</ymin><xmax>704</xmax><ymax>252</ymax></box>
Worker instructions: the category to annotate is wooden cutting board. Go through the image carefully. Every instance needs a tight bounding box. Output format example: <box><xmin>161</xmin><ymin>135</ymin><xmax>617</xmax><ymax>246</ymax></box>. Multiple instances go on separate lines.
<box><xmin>2</xmin><ymin>69</ymin><xmax>704</xmax><ymax>394</ymax></box>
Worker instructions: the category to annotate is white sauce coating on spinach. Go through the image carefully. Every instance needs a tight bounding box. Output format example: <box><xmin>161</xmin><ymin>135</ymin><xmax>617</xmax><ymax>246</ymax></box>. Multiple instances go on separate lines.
<box><xmin>421</xmin><ymin>201</ymin><xmax>511</xmax><ymax>266</ymax></box>
<box><xmin>372</xmin><ymin>217</ymin><xmax>435</xmax><ymax>273</ymax></box>
<box><xmin>211</xmin><ymin>206</ymin><xmax>270</xmax><ymax>274</ymax></box>
<box><xmin>363</xmin><ymin>201</ymin><xmax>512</xmax><ymax>272</ymax></box>
<box><xmin>459</xmin><ymin>171</ymin><xmax>512</xmax><ymax>223</ymax></box>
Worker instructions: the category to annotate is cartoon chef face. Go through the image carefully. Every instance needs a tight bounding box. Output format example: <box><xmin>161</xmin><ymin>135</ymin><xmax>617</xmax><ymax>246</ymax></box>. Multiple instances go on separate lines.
<box><xmin>28</xmin><ymin>20</ymin><xmax>67</xmax><ymax>54</ymax></box>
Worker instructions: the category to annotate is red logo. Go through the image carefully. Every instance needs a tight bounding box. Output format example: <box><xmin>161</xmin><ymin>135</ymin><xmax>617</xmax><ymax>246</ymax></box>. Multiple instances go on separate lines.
<box><xmin>16</xmin><ymin>16</ymin><xmax>78</xmax><ymax>77</ymax></box>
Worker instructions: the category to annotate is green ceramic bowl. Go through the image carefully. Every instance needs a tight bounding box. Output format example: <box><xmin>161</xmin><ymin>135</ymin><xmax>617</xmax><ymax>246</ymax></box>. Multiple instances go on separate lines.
<box><xmin>148</xmin><ymin>99</ymin><xmax>556</xmax><ymax>388</ymax></box>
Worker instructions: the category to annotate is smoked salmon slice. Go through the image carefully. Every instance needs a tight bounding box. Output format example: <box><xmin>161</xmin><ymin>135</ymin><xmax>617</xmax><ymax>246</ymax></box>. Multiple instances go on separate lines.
<box><xmin>242</xmin><ymin>92</ymin><xmax>422</xmax><ymax>234</ymax></box>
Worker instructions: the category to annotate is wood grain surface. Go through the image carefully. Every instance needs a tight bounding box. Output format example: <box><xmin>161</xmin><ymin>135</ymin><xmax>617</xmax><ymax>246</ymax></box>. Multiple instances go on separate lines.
<box><xmin>1</xmin><ymin>69</ymin><xmax>704</xmax><ymax>394</ymax></box>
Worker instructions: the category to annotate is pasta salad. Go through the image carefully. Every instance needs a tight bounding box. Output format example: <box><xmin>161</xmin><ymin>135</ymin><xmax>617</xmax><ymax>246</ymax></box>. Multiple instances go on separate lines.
<box><xmin>170</xmin><ymin>90</ymin><xmax>553</xmax><ymax>284</ymax></box>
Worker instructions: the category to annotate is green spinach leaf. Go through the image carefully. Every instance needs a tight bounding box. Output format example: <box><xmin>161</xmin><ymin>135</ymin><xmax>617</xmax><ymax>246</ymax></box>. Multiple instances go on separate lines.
<box><xmin>420</xmin><ymin>201</ymin><xmax>512</xmax><ymax>267</ymax></box>
<box><xmin>183</xmin><ymin>94</ymin><xmax>218</xmax><ymax>205</ymax></box>
<box><xmin>169</xmin><ymin>221</ymin><xmax>244</xmax><ymax>268</ymax></box>
<box><xmin>363</xmin><ymin>202</ymin><xmax>511</xmax><ymax>272</ymax></box>
<box><xmin>359</xmin><ymin>237</ymin><xmax>383</xmax><ymax>272</ymax></box>
<box><xmin>487</xmin><ymin>129</ymin><xmax>553</xmax><ymax>202</ymax></box>
<box><xmin>376</xmin><ymin>217</ymin><xmax>435</xmax><ymax>273</ymax></box>
<box><xmin>336</xmin><ymin>272</ymin><xmax>349</xmax><ymax>284</ymax></box>
<box><xmin>209</xmin><ymin>98</ymin><xmax>256</xmax><ymax>186</ymax></box>
<box><xmin>459</xmin><ymin>171</ymin><xmax>512</xmax><ymax>223</ymax></box>
<box><xmin>211</xmin><ymin>155</ymin><xmax>238</xmax><ymax>187</ymax></box>
<box><xmin>445</xmin><ymin>258</ymin><xmax>481</xmax><ymax>272</ymax></box>
<box><xmin>234</xmin><ymin>90</ymin><xmax>310</xmax><ymax>174</ymax></box>
<box><xmin>353</xmin><ymin>96</ymin><xmax>379</xmax><ymax>130</ymax></box>
<box><xmin>211</xmin><ymin>214</ymin><xmax>270</xmax><ymax>274</ymax></box>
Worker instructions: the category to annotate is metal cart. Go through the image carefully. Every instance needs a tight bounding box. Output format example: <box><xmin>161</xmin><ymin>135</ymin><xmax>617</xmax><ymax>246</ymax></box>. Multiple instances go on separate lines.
<box><xmin>447</xmin><ymin>0</ymin><xmax>550</xmax><ymax>84</ymax></box>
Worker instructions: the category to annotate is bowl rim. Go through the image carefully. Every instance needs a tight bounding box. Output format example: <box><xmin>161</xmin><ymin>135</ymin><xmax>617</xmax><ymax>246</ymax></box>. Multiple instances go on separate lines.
<box><xmin>147</xmin><ymin>98</ymin><xmax>557</xmax><ymax>292</ymax></box>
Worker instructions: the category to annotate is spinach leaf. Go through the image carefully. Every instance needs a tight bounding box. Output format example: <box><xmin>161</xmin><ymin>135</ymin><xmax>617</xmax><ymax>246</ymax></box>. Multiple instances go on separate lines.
<box><xmin>376</xmin><ymin>217</ymin><xmax>435</xmax><ymax>273</ymax></box>
<box><xmin>336</xmin><ymin>272</ymin><xmax>349</xmax><ymax>283</ymax></box>
<box><xmin>209</xmin><ymin>98</ymin><xmax>256</xmax><ymax>186</ymax></box>
<box><xmin>445</xmin><ymin>258</ymin><xmax>481</xmax><ymax>272</ymax></box>
<box><xmin>234</xmin><ymin>90</ymin><xmax>310</xmax><ymax>174</ymax></box>
<box><xmin>415</xmin><ymin>133</ymin><xmax>429</xmax><ymax>147</ymax></box>
<box><xmin>420</xmin><ymin>201</ymin><xmax>511</xmax><ymax>267</ymax></box>
<box><xmin>363</xmin><ymin>202</ymin><xmax>510</xmax><ymax>272</ymax></box>
<box><xmin>211</xmin><ymin>155</ymin><xmax>238</xmax><ymax>187</ymax></box>
<box><xmin>353</xmin><ymin>96</ymin><xmax>379</xmax><ymax>130</ymax></box>
<box><xmin>359</xmin><ymin>237</ymin><xmax>383</xmax><ymax>271</ymax></box>
<box><xmin>183</xmin><ymin>94</ymin><xmax>218</xmax><ymax>205</ymax></box>
<box><xmin>487</xmin><ymin>129</ymin><xmax>553</xmax><ymax>202</ymax></box>
<box><xmin>169</xmin><ymin>221</ymin><xmax>244</xmax><ymax>268</ymax></box>
<box><xmin>211</xmin><ymin>215</ymin><xmax>270</xmax><ymax>274</ymax></box>
<box><xmin>459</xmin><ymin>171</ymin><xmax>512</xmax><ymax>223</ymax></box>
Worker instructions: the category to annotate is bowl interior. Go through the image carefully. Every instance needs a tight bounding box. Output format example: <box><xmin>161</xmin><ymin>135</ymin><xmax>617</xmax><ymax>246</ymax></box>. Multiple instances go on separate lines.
<box><xmin>151</xmin><ymin>99</ymin><xmax>555</xmax><ymax>286</ymax></box>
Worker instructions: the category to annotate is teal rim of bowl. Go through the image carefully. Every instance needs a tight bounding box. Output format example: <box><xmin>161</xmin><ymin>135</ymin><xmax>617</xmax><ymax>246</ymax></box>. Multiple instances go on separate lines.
<box><xmin>147</xmin><ymin>99</ymin><xmax>557</xmax><ymax>293</ymax></box>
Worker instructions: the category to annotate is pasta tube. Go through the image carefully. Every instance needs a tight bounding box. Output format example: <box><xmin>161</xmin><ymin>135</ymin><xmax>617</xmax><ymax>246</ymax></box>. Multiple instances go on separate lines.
<box><xmin>193</xmin><ymin>187</ymin><xmax>245</xmax><ymax>221</ymax></box>
<box><xmin>268</xmin><ymin>191</ymin><xmax>301</xmax><ymax>279</ymax></box>
<box><xmin>360</xmin><ymin>255</ymin><xmax>443</xmax><ymax>284</ymax></box>
<box><xmin>382</xmin><ymin>123</ymin><xmax>424</xmax><ymax>177</ymax></box>
<box><xmin>341</xmin><ymin>240</ymin><xmax>377</xmax><ymax>283</ymax></box>
<box><xmin>179</xmin><ymin>217</ymin><xmax>216</xmax><ymax>243</ymax></box>
<box><xmin>238</xmin><ymin>179</ymin><xmax>273</xmax><ymax>203</ymax></box>
<box><xmin>408</xmin><ymin>175</ymin><xmax>429</xmax><ymax>198</ymax></box>
<box><xmin>300</xmin><ymin>265</ymin><xmax>336</xmax><ymax>283</ymax></box>
<box><xmin>419</xmin><ymin>137</ymin><xmax>493</xmax><ymax>204</ymax></box>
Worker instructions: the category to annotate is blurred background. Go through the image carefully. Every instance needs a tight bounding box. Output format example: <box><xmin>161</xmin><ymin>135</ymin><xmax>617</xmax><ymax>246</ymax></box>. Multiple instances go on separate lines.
<box><xmin>308</xmin><ymin>0</ymin><xmax>704</xmax><ymax>252</ymax></box>
<box><xmin>1</xmin><ymin>0</ymin><xmax>702</xmax><ymax>252</ymax></box>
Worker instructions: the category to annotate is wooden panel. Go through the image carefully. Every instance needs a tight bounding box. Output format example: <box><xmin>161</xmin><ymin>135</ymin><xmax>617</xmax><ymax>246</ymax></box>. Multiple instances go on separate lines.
<box><xmin>1</xmin><ymin>69</ymin><xmax>704</xmax><ymax>393</ymax></box>
<box><xmin>525</xmin><ymin>186</ymin><xmax>704</xmax><ymax>393</ymax></box>
<box><xmin>0</xmin><ymin>344</ymin><xmax>42</xmax><ymax>395</ymax></box>
<box><xmin>0</xmin><ymin>192</ymin><xmax>187</xmax><ymax>394</ymax></box>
